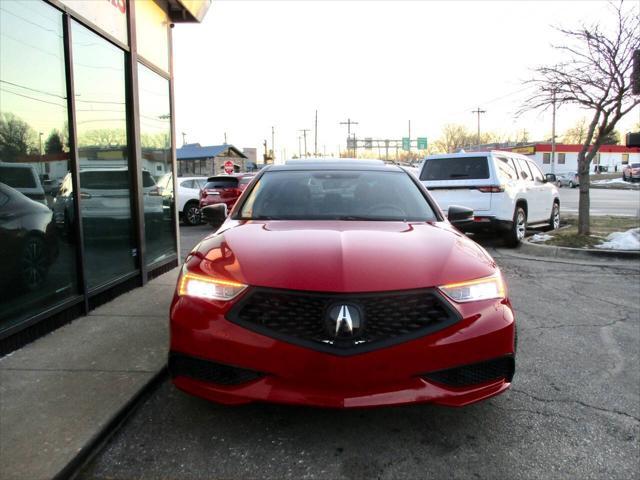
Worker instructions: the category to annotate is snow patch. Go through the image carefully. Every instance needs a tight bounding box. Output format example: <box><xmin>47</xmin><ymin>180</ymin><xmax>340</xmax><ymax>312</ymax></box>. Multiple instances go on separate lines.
<box><xmin>596</xmin><ymin>228</ymin><xmax>640</xmax><ymax>251</ymax></box>
<box><xmin>529</xmin><ymin>233</ymin><xmax>554</xmax><ymax>243</ymax></box>
<box><xmin>592</xmin><ymin>178</ymin><xmax>631</xmax><ymax>185</ymax></box>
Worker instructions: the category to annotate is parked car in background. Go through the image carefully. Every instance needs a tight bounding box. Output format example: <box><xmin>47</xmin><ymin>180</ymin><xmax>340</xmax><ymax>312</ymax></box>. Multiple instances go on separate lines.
<box><xmin>0</xmin><ymin>182</ymin><xmax>58</xmax><ymax>291</ymax></box>
<box><xmin>419</xmin><ymin>151</ymin><xmax>560</xmax><ymax>246</ymax></box>
<box><xmin>199</xmin><ymin>174</ymin><xmax>255</xmax><ymax>213</ymax></box>
<box><xmin>555</xmin><ymin>171</ymin><xmax>579</xmax><ymax>188</ymax></box>
<box><xmin>53</xmin><ymin>168</ymin><xmax>162</xmax><ymax>238</ymax></box>
<box><xmin>622</xmin><ymin>163</ymin><xmax>640</xmax><ymax>182</ymax></box>
<box><xmin>171</xmin><ymin>175</ymin><xmax>207</xmax><ymax>226</ymax></box>
<box><xmin>0</xmin><ymin>162</ymin><xmax>46</xmax><ymax>205</ymax></box>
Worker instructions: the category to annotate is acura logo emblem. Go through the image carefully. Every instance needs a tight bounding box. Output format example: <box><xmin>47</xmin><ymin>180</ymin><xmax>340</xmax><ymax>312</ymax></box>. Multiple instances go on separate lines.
<box><xmin>335</xmin><ymin>305</ymin><xmax>354</xmax><ymax>335</ymax></box>
<box><xmin>326</xmin><ymin>303</ymin><xmax>363</xmax><ymax>339</ymax></box>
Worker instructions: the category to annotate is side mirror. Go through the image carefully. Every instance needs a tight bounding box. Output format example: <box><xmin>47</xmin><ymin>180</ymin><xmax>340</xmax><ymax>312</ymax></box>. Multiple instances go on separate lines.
<box><xmin>447</xmin><ymin>205</ymin><xmax>474</xmax><ymax>226</ymax></box>
<box><xmin>201</xmin><ymin>203</ymin><xmax>227</xmax><ymax>227</ymax></box>
<box><xmin>545</xmin><ymin>173</ymin><xmax>556</xmax><ymax>183</ymax></box>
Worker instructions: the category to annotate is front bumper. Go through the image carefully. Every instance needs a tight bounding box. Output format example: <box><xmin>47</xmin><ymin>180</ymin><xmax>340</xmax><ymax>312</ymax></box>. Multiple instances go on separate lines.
<box><xmin>169</xmin><ymin>293</ymin><xmax>516</xmax><ymax>408</ymax></box>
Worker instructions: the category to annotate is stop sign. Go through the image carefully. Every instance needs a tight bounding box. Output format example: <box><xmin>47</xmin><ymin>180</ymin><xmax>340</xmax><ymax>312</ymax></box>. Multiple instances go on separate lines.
<box><xmin>223</xmin><ymin>160</ymin><xmax>234</xmax><ymax>175</ymax></box>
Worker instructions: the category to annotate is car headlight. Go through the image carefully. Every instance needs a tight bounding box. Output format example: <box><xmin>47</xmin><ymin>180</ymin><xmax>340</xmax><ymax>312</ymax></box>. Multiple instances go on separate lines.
<box><xmin>439</xmin><ymin>273</ymin><xmax>505</xmax><ymax>303</ymax></box>
<box><xmin>178</xmin><ymin>271</ymin><xmax>247</xmax><ymax>301</ymax></box>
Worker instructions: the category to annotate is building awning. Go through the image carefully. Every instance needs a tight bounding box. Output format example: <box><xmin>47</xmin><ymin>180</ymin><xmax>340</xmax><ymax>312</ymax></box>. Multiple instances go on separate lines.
<box><xmin>167</xmin><ymin>0</ymin><xmax>211</xmax><ymax>22</ymax></box>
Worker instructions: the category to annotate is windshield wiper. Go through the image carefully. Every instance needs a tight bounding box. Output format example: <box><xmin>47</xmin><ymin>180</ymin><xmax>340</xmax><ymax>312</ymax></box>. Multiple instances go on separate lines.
<box><xmin>449</xmin><ymin>173</ymin><xmax>470</xmax><ymax>178</ymax></box>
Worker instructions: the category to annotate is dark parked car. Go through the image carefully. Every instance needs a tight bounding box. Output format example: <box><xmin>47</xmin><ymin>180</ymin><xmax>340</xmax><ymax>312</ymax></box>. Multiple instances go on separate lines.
<box><xmin>0</xmin><ymin>182</ymin><xmax>58</xmax><ymax>291</ymax></box>
<box><xmin>199</xmin><ymin>174</ymin><xmax>255</xmax><ymax>212</ymax></box>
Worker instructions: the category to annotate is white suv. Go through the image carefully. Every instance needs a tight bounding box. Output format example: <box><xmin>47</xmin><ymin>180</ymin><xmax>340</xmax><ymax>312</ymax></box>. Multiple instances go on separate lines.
<box><xmin>158</xmin><ymin>174</ymin><xmax>208</xmax><ymax>226</ymax></box>
<box><xmin>419</xmin><ymin>151</ymin><xmax>560</xmax><ymax>246</ymax></box>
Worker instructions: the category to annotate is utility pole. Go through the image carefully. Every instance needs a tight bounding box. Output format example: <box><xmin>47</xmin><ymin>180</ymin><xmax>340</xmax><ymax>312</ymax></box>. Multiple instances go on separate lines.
<box><xmin>271</xmin><ymin>126</ymin><xmax>275</xmax><ymax>163</ymax></box>
<box><xmin>181</xmin><ymin>132</ymin><xmax>186</xmax><ymax>146</ymax></box>
<box><xmin>472</xmin><ymin>107</ymin><xmax>486</xmax><ymax>146</ymax></box>
<box><xmin>263</xmin><ymin>139</ymin><xmax>268</xmax><ymax>163</ymax></box>
<box><xmin>314</xmin><ymin>110</ymin><xmax>318</xmax><ymax>157</ymax></box>
<box><xmin>224</xmin><ymin>132</ymin><xmax>227</xmax><ymax>144</ymax></box>
<box><xmin>298</xmin><ymin>136</ymin><xmax>302</xmax><ymax>158</ymax></box>
<box><xmin>551</xmin><ymin>91</ymin><xmax>557</xmax><ymax>174</ymax></box>
<box><xmin>408</xmin><ymin>120</ymin><xmax>411</xmax><ymax>152</ymax></box>
<box><xmin>339</xmin><ymin>118</ymin><xmax>359</xmax><ymax>157</ymax></box>
<box><xmin>298</xmin><ymin>129</ymin><xmax>310</xmax><ymax>157</ymax></box>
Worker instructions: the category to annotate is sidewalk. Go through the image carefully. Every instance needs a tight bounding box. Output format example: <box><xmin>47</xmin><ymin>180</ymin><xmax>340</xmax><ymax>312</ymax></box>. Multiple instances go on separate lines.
<box><xmin>0</xmin><ymin>267</ymin><xmax>180</xmax><ymax>480</ymax></box>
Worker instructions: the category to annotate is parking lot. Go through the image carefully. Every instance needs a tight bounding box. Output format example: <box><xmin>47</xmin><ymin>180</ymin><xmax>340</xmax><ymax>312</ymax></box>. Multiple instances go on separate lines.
<box><xmin>79</xmin><ymin>223</ymin><xmax>640</xmax><ymax>480</ymax></box>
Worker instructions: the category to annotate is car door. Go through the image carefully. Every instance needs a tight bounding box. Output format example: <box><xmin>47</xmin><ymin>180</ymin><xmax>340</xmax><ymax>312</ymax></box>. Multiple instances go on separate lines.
<box><xmin>513</xmin><ymin>157</ymin><xmax>542</xmax><ymax>222</ymax></box>
<box><xmin>527</xmin><ymin>160</ymin><xmax>554</xmax><ymax>221</ymax></box>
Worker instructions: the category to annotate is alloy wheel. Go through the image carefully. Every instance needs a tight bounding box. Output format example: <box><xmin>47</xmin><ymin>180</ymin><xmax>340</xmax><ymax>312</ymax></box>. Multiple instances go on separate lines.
<box><xmin>552</xmin><ymin>204</ymin><xmax>560</xmax><ymax>229</ymax></box>
<box><xmin>21</xmin><ymin>237</ymin><xmax>47</xmax><ymax>290</ymax></box>
<box><xmin>185</xmin><ymin>206</ymin><xmax>201</xmax><ymax>225</ymax></box>
<box><xmin>516</xmin><ymin>210</ymin><xmax>526</xmax><ymax>241</ymax></box>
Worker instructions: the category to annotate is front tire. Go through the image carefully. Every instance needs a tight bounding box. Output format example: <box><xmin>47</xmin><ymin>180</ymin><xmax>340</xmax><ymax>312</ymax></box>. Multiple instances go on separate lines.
<box><xmin>569</xmin><ymin>181</ymin><xmax>575</xmax><ymax>188</ymax></box>
<box><xmin>548</xmin><ymin>202</ymin><xmax>560</xmax><ymax>231</ymax></box>
<box><xmin>182</xmin><ymin>202</ymin><xmax>201</xmax><ymax>226</ymax></box>
<box><xmin>505</xmin><ymin>206</ymin><xmax>527</xmax><ymax>247</ymax></box>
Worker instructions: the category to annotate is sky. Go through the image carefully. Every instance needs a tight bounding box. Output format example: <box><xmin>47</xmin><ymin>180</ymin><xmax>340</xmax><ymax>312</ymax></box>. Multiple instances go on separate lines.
<box><xmin>172</xmin><ymin>0</ymin><xmax>640</xmax><ymax>160</ymax></box>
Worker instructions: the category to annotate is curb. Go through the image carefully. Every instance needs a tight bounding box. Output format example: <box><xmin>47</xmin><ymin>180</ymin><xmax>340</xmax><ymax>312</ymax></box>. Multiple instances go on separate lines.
<box><xmin>56</xmin><ymin>367</ymin><xmax>168</xmax><ymax>480</ymax></box>
<box><xmin>519</xmin><ymin>237</ymin><xmax>640</xmax><ymax>261</ymax></box>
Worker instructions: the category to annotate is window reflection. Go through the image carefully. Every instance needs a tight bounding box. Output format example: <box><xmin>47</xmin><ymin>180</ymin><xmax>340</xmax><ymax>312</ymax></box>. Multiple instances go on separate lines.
<box><xmin>69</xmin><ymin>21</ymin><xmax>136</xmax><ymax>290</ymax></box>
<box><xmin>0</xmin><ymin>0</ymin><xmax>78</xmax><ymax>327</ymax></box>
<box><xmin>138</xmin><ymin>63</ymin><xmax>176</xmax><ymax>266</ymax></box>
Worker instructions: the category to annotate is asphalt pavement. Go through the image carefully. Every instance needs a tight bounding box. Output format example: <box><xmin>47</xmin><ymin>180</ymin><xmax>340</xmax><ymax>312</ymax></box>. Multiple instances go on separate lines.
<box><xmin>558</xmin><ymin>187</ymin><xmax>640</xmax><ymax>217</ymax></box>
<box><xmin>79</xmin><ymin>225</ymin><xmax>640</xmax><ymax>480</ymax></box>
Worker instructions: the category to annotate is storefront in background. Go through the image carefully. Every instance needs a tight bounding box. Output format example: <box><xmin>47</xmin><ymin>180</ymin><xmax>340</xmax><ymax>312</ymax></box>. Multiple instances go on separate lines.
<box><xmin>0</xmin><ymin>0</ymin><xmax>211</xmax><ymax>352</ymax></box>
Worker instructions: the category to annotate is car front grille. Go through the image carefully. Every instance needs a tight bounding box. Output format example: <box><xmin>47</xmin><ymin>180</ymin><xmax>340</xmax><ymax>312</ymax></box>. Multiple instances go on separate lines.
<box><xmin>421</xmin><ymin>356</ymin><xmax>515</xmax><ymax>387</ymax></box>
<box><xmin>169</xmin><ymin>352</ymin><xmax>265</xmax><ymax>385</ymax></box>
<box><xmin>226</xmin><ymin>287</ymin><xmax>461</xmax><ymax>355</ymax></box>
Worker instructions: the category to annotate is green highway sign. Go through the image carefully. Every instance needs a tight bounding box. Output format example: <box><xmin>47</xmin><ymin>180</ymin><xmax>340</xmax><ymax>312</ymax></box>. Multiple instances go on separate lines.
<box><xmin>417</xmin><ymin>137</ymin><xmax>428</xmax><ymax>150</ymax></box>
<box><xmin>402</xmin><ymin>137</ymin><xmax>410</xmax><ymax>151</ymax></box>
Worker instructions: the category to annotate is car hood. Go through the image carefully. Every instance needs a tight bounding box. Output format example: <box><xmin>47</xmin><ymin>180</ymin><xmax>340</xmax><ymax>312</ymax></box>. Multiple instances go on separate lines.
<box><xmin>191</xmin><ymin>220</ymin><xmax>497</xmax><ymax>292</ymax></box>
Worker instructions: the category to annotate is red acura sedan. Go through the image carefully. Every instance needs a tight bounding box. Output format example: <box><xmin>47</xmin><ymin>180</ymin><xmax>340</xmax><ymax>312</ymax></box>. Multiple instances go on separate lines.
<box><xmin>170</xmin><ymin>160</ymin><xmax>516</xmax><ymax>408</ymax></box>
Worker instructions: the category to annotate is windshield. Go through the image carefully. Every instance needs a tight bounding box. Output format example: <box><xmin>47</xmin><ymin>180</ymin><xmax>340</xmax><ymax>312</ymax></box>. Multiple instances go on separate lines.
<box><xmin>237</xmin><ymin>170</ymin><xmax>437</xmax><ymax>222</ymax></box>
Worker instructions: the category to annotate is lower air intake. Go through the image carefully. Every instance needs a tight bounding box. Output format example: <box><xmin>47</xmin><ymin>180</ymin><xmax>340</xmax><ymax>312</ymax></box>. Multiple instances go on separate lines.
<box><xmin>169</xmin><ymin>352</ymin><xmax>265</xmax><ymax>386</ymax></box>
<box><xmin>422</xmin><ymin>356</ymin><xmax>515</xmax><ymax>387</ymax></box>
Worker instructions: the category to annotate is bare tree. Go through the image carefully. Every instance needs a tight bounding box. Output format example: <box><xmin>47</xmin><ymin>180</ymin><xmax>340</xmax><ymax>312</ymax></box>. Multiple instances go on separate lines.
<box><xmin>563</xmin><ymin>117</ymin><xmax>589</xmax><ymax>144</ymax></box>
<box><xmin>521</xmin><ymin>1</ymin><xmax>639</xmax><ymax>234</ymax></box>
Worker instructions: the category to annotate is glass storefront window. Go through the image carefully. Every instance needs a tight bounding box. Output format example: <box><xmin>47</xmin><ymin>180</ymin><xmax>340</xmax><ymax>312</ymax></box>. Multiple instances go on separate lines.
<box><xmin>138</xmin><ymin>63</ymin><xmax>176</xmax><ymax>266</ymax></box>
<box><xmin>0</xmin><ymin>0</ymin><xmax>78</xmax><ymax>328</ymax></box>
<box><xmin>71</xmin><ymin>21</ymin><xmax>136</xmax><ymax>290</ymax></box>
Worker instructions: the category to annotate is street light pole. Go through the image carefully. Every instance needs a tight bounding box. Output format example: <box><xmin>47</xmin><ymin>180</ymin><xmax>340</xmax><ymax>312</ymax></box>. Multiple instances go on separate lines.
<box><xmin>551</xmin><ymin>91</ymin><xmax>557</xmax><ymax>174</ymax></box>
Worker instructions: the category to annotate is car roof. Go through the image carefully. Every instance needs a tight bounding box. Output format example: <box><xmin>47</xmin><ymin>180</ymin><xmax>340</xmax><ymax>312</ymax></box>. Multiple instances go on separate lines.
<box><xmin>268</xmin><ymin>160</ymin><xmax>402</xmax><ymax>172</ymax></box>
<box><xmin>0</xmin><ymin>162</ymin><xmax>36</xmax><ymax>169</ymax></box>
<box><xmin>424</xmin><ymin>150</ymin><xmax>537</xmax><ymax>161</ymax></box>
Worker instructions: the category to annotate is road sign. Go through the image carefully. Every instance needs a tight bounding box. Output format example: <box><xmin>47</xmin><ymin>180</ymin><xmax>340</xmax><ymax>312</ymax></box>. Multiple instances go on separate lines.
<box><xmin>402</xmin><ymin>137</ymin><xmax>410</xmax><ymax>151</ymax></box>
<box><xmin>364</xmin><ymin>138</ymin><xmax>373</xmax><ymax>149</ymax></box>
<box><xmin>223</xmin><ymin>160</ymin><xmax>234</xmax><ymax>175</ymax></box>
<box><xmin>417</xmin><ymin>137</ymin><xmax>428</xmax><ymax>150</ymax></box>
<box><xmin>347</xmin><ymin>137</ymin><xmax>356</xmax><ymax>149</ymax></box>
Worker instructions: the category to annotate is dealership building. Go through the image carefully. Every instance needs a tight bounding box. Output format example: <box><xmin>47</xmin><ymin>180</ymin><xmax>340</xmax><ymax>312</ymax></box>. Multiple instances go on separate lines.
<box><xmin>506</xmin><ymin>143</ymin><xmax>640</xmax><ymax>173</ymax></box>
<box><xmin>0</xmin><ymin>0</ymin><xmax>211</xmax><ymax>352</ymax></box>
